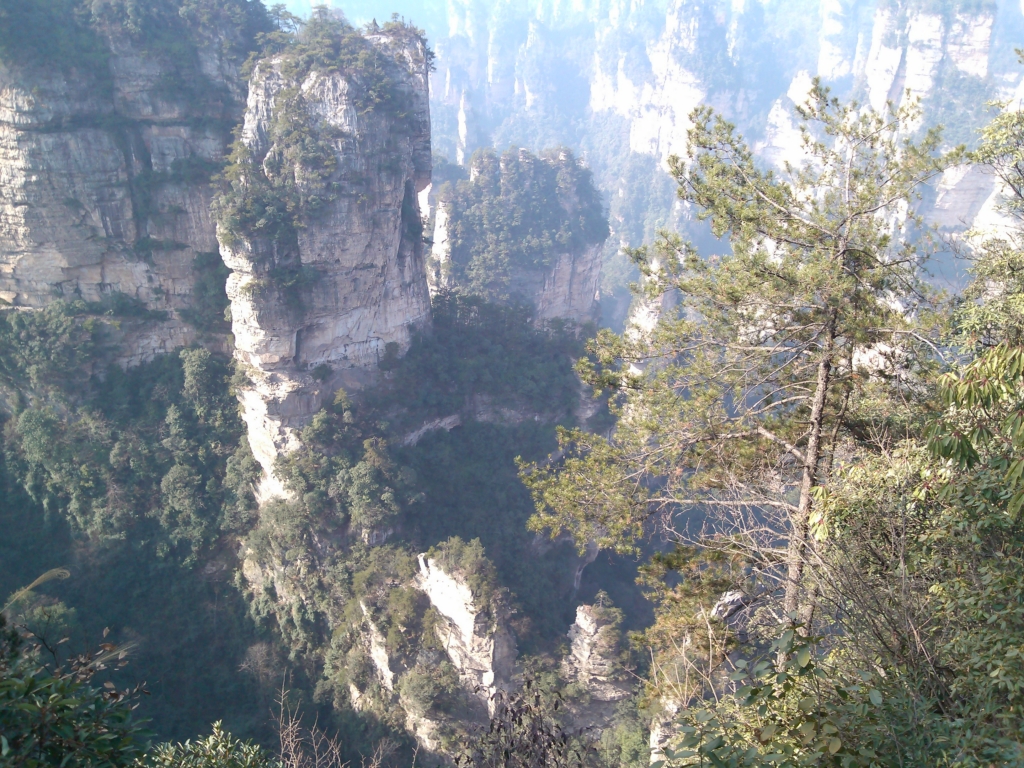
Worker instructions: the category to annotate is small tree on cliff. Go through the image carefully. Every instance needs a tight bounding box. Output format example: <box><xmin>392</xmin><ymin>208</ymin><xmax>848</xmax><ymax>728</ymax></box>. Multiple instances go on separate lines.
<box><xmin>522</xmin><ymin>84</ymin><xmax>956</xmax><ymax>632</ymax></box>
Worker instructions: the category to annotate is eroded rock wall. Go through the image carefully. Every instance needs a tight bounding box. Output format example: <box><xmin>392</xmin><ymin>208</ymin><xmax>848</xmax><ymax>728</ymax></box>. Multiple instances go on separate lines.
<box><xmin>0</xmin><ymin>13</ymin><xmax>258</xmax><ymax>364</ymax></box>
<box><xmin>414</xmin><ymin>553</ymin><xmax>517</xmax><ymax>699</ymax></box>
<box><xmin>219</xmin><ymin>25</ymin><xmax>433</xmax><ymax>495</ymax></box>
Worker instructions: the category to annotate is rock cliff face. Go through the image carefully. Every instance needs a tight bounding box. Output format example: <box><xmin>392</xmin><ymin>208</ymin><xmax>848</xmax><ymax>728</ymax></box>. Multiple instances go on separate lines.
<box><xmin>424</xmin><ymin>0</ymin><xmax>1024</xmax><ymax>318</ymax></box>
<box><xmin>562</xmin><ymin>602</ymin><xmax>631</xmax><ymax>729</ymax></box>
<box><xmin>217</xmin><ymin>21</ymin><xmax>433</xmax><ymax>494</ymax></box>
<box><xmin>428</xmin><ymin>146</ymin><xmax>607</xmax><ymax>323</ymax></box>
<box><xmin>414</xmin><ymin>553</ymin><xmax>517</xmax><ymax>700</ymax></box>
<box><xmin>0</xmin><ymin>5</ymin><xmax>265</xmax><ymax>364</ymax></box>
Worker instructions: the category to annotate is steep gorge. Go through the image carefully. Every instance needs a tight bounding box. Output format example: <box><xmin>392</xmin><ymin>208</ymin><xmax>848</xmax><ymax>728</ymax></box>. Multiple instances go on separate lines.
<box><xmin>0</xmin><ymin>5</ymin><xmax>632</xmax><ymax>758</ymax></box>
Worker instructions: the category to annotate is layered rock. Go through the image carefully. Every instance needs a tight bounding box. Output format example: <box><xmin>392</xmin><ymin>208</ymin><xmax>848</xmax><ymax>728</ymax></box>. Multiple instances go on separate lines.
<box><xmin>218</xmin><ymin>21</ymin><xmax>433</xmax><ymax>495</ymax></box>
<box><xmin>562</xmin><ymin>601</ymin><xmax>631</xmax><ymax>730</ymax></box>
<box><xmin>414</xmin><ymin>552</ymin><xmax>517</xmax><ymax>701</ymax></box>
<box><xmin>0</xmin><ymin>6</ymin><xmax>262</xmax><ymax>364</ymax></box>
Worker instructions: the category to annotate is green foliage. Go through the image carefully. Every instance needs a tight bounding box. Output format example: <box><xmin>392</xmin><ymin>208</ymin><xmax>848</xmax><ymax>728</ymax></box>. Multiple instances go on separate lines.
<box><xmin>522</xmin><ymin>85</ymin><xmax>954</xmax><ymax>651</ymax></box>
<box><xmin>266</xmin><ymin>412</ymin><xmax>418</xmax><ymax>542</ymax></box>
<box><xmin>0</xmin><ymin>0</ymin><xmax>271</xmax><ymax>99</ymax></box>
<box><xmin>0</xmin><ymin>0</ymin><xmax>108</xmax><ymax>72</ymax></box>
<box><xmin>0</xmin><ymin>613</ymin><xmax>147</xmax><ymax>768</ymax></box>
<box><xmin>2</xmin><ymin>325</ymin><xmax>255</xmax><ymax>560</ymax></box>
<box><xmin>456</xmin><ymin>679</ymin><xmax>593</xmax><ymax>768</ymax></box>
<box><xmin>440</xmin><ymin>147</ymin><xmax>609</xmax><ymax>301</ymax></box>
<box><xmin>374</xmin><ymin>292</ymin><xmax>585</xmax><ymax>425</ymax></box>
<box><xmin>0</xmin><ymin>302</ymin><xmax>99</xmax><ymax>405</ymax></box>
<box><xmin>398</xmin><ymin>660</ymin><xmax>461</xmax><ymax>718</ymax></box>
<box><xmin>595</xmin><ymin>699</ymin><xmax>651</xmax><ymax>768</ymax></box>
<box><xmin>426</xmin><ymin>537</ymin><xmax>499</xmax><ymax>605</ymax></box>
<box><xmin>662</xmin><ymin>630</ymin><xmax>963</xmax><ymax>767</ymax></box>
<box><xmin>179</xmin><ymin>253</ymin><xmax>232</xmax><ymax>334</ymax></box>
<box><xmin>956</xmin><ymin>87</ymin><xmax>1024</xmax><ymax>346</ymax></box>
<box><xmin>631</xmin><ymin>91</ymin><xmax>1024</xmax><ymax>768</ymax></box>
<box><xmin>662</xmin><ymin>340</ymin><xmax>1024</xmax><ymax>765</ymax></box>
<box><xmin>273</xmin><ymin>9</ymin><xmax>419</xmax><ymax>117</ymax></box>
<box><xmin>141</xmin><ymin>722</ymin><xmax>278</xmax><ymax>768</ymax></box>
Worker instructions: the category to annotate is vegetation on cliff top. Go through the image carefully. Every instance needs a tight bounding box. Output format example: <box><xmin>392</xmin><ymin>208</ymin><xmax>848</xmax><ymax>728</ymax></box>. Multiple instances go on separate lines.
<box><xmin>436</xmin><ymin>147</ymin><xmax>609</xmax><ymax>303</ymax></box>
<box><xmin>0</xmin><ymin>0</ymin><xmax>272</xmax><ymax>87</ymax></box>
<box><xmin>216</xmin><ymin>8</ymin><xmax>428</xmax><ymax>251</ymax></box>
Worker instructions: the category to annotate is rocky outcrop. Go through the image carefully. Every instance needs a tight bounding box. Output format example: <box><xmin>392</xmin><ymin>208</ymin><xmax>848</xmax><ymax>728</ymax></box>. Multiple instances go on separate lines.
<box><xmin>414</xmin><ymin>553</ymin><xmax>516</xmax><ymax>702</ymax></box>
<box><xmin>218</xmin><ymin>22</ymin><xmax>433</xmax><ymax>495</ymax></box>
<box><xmin>0</xmin><ymin>8</ymin><xmax>262</xmax><ymax>364</ymax></box>
<box><xmin>562</xmin><ymin>601</ymin><xmax>631</xmax><ymax>730</ymax></box>
<box><xmin>429</xmin><ymin>147</ymin><xmax>607</xmax><ymax>323</ymax></box>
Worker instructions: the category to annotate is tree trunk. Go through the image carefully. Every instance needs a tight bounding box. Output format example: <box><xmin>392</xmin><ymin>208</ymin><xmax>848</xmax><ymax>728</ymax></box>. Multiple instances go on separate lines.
<box><xmin>783</xmin><ymin>313</ymin><xmax>836</xmax><ymax>629</ymax></box>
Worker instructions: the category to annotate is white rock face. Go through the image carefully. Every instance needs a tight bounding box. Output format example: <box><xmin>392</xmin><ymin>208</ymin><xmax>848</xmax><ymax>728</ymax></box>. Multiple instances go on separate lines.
<box><xmin>589</xmin><ymin>3</ymin><xmax>706</xmax><ymax>170</ymax></box>
<box><xmin>220</xmin><ymin>29</ymin><xmax>434</xmax><ymax>493</ymax></box>
<box><xmin>427</xmin><ymin>202</ymin><xmax>451</xmax><ymax>295</ymax></box>
<box><xmin>414</xmin><ymin>554</ymin><xmax>517</xmax><ymax>698</ymax></box>
<box><xmin>0</xmin><ymin>23</ymin><xmax>247</xmax><ymax>363</ymax></box>
<box><xmin>949</xmin><ymin>14</ymin><xmax>993</xmax><ymax>78</ymax></box>
<box><xmin>361</xmin><ymin>602</ymin><xmax>396</xmax><ymax>692</ymax></box>
<box><xmin>563</xmin><ymin>603</ymin><xmax>631</xmax><ymax>706</ymax></box>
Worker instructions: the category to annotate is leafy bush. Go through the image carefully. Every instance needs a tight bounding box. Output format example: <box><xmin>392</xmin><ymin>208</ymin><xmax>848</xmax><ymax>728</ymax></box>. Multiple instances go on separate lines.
<box><xmin>0</xmin><ymin>613</ymin><xmax>147</xmax><ymax>768</ymax></box>
<box><xmin>0</xmin><ymin>0</ymin><xmax>108</xmax><ymax>72</ymax></box>
<box><xmin>141</xmin><ymin>722</ymin><xmax>277</xmax><ymax>768</ymax></box>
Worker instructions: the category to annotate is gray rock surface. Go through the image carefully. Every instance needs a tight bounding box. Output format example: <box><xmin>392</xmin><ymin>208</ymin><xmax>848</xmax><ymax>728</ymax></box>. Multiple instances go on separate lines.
<box><xmin>563</xmin><ymin>602</ymin><xmax>631</xmax><ymax>730</ymax></box>
<box><xmin>414</xmin><ymin>553</ymin><xmax>517</xmax><ymax>702</ymax></box>
<box><xmin>0</xmin><ymin>20</ymin><xmax>250</xmax><ymax>364</ymax></box>
<box><xmin>219</xmin><ymin>28</ymin><xmax>434</xmax><ymax>495</ymax></box>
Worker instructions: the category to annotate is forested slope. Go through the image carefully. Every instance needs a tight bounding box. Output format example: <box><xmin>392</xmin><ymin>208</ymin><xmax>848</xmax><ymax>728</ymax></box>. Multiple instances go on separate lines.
<box><xmin>2</xmin><ymin>2</ymin><xmax>1024</xmax><ymax>768</ymax></box>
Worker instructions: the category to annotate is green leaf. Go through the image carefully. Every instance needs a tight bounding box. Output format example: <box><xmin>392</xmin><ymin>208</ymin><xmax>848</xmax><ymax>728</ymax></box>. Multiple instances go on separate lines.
<box><xmin>796</xmin><ymin>646</ymin><xmax>812</xmax><ymax>668</ymax></box>
<box><xmin>868</xmin><ymin>689</ymin><xmax>882</xmax><ymax>707</ymax></box>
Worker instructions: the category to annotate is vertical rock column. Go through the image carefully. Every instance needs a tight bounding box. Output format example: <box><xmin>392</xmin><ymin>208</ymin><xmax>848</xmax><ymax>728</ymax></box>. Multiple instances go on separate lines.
<box><xmin>218</xmin><ymin>26</ymin><xmax>433</xmax><ymax>498</ymax></box>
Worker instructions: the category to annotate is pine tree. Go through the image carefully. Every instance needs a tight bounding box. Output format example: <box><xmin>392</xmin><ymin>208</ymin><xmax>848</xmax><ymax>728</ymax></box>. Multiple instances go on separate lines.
<box><xmin>523</xmin><ymin>84</ymin><xmax>957</xmax><ymax>631</ymax></box>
